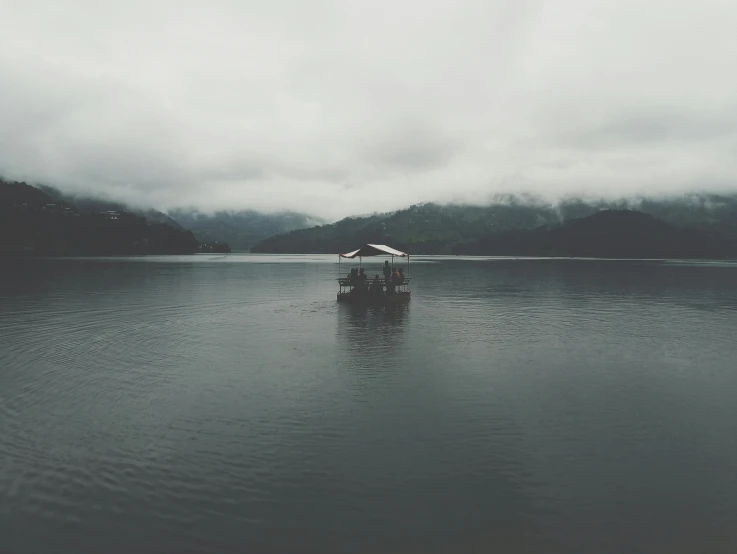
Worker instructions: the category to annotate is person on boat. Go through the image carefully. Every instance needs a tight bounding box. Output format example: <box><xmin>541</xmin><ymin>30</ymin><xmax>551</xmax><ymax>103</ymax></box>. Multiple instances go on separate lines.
<box><xmin>369</xmin><ymin>274</ymin><xmax>382</xmax><ymax>295</ymax></box>
<box><xmin>398</xmin><ymin>267</ymin><xmax>405</xmax><ymax>284</ymax></box>
<box><xmin>347</xmin><ymin>268</ymin><xmax>360</xmax><ymax>296</ymax></box>
<box><xmin>386</xmin><ymin>269</ymin><xmax>397</xmax><ymax>295</ymax></box>
<box><xmin>357</xmin><ymin>268</ymin><xmax>368</xmax><ymax>292</ymax></box>
<box><xmin>382</xmin><ymin>261</ymin><xmax>392</xmax><ymax>283</ymax></box>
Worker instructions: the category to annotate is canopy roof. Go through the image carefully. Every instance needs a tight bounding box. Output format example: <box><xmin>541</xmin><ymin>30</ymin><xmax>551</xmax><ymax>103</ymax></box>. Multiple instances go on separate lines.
<box><xmin>339</xmin><ymin>244</ymin><xmax>408</xmax><ymax>258</ymax></box>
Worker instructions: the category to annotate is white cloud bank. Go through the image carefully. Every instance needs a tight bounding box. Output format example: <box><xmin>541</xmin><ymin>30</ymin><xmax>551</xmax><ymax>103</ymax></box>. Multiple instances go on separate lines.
<box><xmin>2</xmin><ymin>0</ymin><xmax>737</xmax><ymax>219</ymax></box>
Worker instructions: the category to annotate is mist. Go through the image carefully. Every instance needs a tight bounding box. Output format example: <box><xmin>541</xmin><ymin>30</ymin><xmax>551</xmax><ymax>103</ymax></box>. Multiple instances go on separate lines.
<box><xmin>2</xmin><ymin>0</ymin><xmax>737</xmax><ymax>219</ymax></box>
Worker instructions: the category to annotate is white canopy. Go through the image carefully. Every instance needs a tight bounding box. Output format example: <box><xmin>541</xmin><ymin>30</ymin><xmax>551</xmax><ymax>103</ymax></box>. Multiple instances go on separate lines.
<box><xmin>339</xmin><ymin>244</ymin><xmax>409</xmax><ymax>258</ymax></box>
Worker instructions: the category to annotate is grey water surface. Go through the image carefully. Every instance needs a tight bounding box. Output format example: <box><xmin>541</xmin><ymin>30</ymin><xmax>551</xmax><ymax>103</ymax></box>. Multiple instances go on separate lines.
<box><xmin>2</xmin><ymin>255</ymin><xmax>737</xmax><ymax>554</ymax></box>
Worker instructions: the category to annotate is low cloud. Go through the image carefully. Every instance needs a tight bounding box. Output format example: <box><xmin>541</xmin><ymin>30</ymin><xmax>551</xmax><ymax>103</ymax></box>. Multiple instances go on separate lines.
<box><xmin>2</xmin><ymin>0</ymin><xmax>737</xmax><ymax>219</ymax></box>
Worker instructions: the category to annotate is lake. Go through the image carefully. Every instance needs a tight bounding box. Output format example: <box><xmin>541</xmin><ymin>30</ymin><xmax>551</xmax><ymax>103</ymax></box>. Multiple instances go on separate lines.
<box><xmin>2</xmin><ymin>255</ymin><xmax>737</xmax><ymax>554</ymax></box>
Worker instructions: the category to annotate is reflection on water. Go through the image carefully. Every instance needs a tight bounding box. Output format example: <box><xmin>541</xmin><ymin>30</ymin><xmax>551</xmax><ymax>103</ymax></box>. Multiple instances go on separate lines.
<box><xmin>2</xmin><ymin>256</ymin><xmax>737</xmax><ymax>554</ymax></box>
<box><xmin>338</xmin><ymin>303</ymin><xmax>409</xmax><ymax>354</ymax></box>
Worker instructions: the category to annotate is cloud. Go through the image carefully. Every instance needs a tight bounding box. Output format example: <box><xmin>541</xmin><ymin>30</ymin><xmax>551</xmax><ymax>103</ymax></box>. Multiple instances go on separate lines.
<box><xmin>1</xmin><ymin>0</ymin><xmax>737</xmax><ymax>219</ymax></box>
<box><xmin>567</xmin><ymin>107</ymin><xmax>737</xmax><ymax>148</ymax></box>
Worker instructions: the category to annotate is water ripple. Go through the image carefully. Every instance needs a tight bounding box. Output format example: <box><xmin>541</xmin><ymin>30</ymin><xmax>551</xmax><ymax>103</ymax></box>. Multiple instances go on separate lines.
<box><xmin>2</xmin><ymin>258</ymin><xmax>737</xmax><ymax>553</ymax></box>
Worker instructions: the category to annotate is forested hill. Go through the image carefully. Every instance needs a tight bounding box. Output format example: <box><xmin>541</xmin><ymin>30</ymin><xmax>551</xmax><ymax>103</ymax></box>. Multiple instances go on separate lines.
<box><xmin>38</xmin><ymin>185</ymin><xmax>184</xmax><ymax>229</ymax></box>
<box><xmin>1</xmin><ymin>179</ymin><xmax>198</xmax><ymax>256</ymax></box>
<box><xmin>168</xmin><ymin>209</ymin><xmax>323</xmax><ymax>252</ymax></box>
<box><xmin>251</xmin><ymin>201</ymin><xmax>558</xmax><ymax>254</ymax></box>
<box><xmin>251</xmin><ymin>194</ymin><xmax>737</xmax><ymax>257</ymax></box>
<box><xmin>33</xmin><ymin>185</ymin><xmax>319</xmax><ymax>251</ymax></box>
<box><xmin>454</xmin><ymin>210</ymin><xmax>736</xmax><ymax>259</ymax></box>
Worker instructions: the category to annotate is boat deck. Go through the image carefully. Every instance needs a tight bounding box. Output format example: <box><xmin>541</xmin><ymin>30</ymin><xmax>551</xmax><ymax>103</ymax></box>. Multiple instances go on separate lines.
<box><xmin>336</xmin><ymin>278</ymin><xmax>411</xmax><ymax>304</ymax></box>
<box><xmin>337</xmin><ymin>291</ymin><xmax>411</xmax><ymax>304</ymax></box>
<box><xmin>337</xmin><ymin>278</ymin><xmax>411</xmax><ymax>287</ymax></box>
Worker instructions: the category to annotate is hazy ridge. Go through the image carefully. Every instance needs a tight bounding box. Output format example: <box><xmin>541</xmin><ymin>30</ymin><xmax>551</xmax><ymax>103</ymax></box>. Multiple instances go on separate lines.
<box><xmin>251</xmin><ymin>193</ymin><xmax>737</xmax><ymax>258</ymax></box>
<box><xmin>4</xmin><ymin>177</ymin><xmax>737</xmax><ymax>259</ymax></box>
<box><xmin>1</xmin><ymin>179</ymin><xmax>198</xmax><ymax>255</ymax></box>
<box><xmin>168</xmin><ymin>209</ymin><xmax>324</xmax><ymax>252</ymax></box>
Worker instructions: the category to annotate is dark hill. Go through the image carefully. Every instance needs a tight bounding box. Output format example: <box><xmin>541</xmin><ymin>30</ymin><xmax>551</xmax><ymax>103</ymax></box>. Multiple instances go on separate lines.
<box><xmin>550</xmin><ymin>210</ymin><xmax>732</xmax><ymax>258</ymax></box>
<box><xmin>168</xmin><ymin>209</ymin><xmax>322</xmax><ymax>252</ymax></box>
<box><xmin>250</xmin><ymin>214</ymin><xmax>385</xmax><ymax>254</ymax></box>
<box><xmin>37</xmin><ymin>185</ymin><xmax>184</xmax><ymax>229</ymax></box>
<box><xmin>456</xmin><ymin>210</ymin><xmax>735</xmax><ymax>259</ymax></box>
<box><xmin>251</xmin><ymin>201</ymin><xmax>559</xmax><ymax>254</ymax></box>
<box><xmin>1</xmin><ymin>179</ymin><xmax>198</xmax><ymax>256</ymax></box>
<box><xmin>251</xmin><ymin>195</ymin><xmax>737</xmax><ymax>258</ymax></box>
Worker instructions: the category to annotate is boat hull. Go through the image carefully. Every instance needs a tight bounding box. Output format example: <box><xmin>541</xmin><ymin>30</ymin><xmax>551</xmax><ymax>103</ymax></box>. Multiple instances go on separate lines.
<box><xmin>337</xmin><ymin>292</ymin><xmax>411</xmax><ymax>305</ymax></box>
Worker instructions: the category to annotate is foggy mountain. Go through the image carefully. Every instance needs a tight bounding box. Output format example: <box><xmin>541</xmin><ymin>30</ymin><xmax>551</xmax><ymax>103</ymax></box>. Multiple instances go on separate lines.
<box><xmin>1</xmin><ymin>179</ymin><xmax>198</xmax><ymax>256</ymax></box>
<box><xmin>34</xmin><ymin>184</ymin><xmax>321</xmax><ymax>251</ymax></box>
<box><xmin>5</xmin><ymin>176</ymin><xmax>737</xmax><ymax>259</ymax></box>
<box><xmin>251</xmin><ymin>193</ymin><xmax>737</xmax><ymax>256</ymax></box>
<box><xmin>169</xmin><ymin>210</ymin><xmax>324</xmax><ymax>252</ymax></box>
<box><xmin>454</xmin><ymin>210</ymin><xmax>736</xmax><ymax>259</ymax></box>
<box><xmin>38</xmin><ymin>185</ymin><xmax>184</xmax><ymax>229</ymax></box>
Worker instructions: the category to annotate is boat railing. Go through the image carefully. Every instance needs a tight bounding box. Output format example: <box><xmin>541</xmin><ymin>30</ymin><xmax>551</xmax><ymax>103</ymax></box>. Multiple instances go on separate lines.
<box><xmin>337</xmin><ymin>278</ymin><xmax>411</xmax><ymax>286</ymax></box>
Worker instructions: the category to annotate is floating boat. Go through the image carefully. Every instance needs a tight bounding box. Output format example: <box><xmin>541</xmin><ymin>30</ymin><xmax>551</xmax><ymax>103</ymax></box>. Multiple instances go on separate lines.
<box><xmin>337</xmin><ymin>244</ymin><xmax>411</xmax><ymax>305</ymax></box>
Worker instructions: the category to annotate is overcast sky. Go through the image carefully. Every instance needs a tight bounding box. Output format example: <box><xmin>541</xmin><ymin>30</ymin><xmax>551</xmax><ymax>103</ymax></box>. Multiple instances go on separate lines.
<box><xmin>2</xmin><ymin>0</ymin><xmax>737</xmax><ymax>219</ymax></box>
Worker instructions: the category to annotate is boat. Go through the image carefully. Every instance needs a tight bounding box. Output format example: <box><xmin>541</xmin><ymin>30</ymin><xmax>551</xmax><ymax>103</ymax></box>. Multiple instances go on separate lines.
<box><xmin>337</xmin><ymin>244</ymin><xmax>411</xmax><ymax>305</ymax></box>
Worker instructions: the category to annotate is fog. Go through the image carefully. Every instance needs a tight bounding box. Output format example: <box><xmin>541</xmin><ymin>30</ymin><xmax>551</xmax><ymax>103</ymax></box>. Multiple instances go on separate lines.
<box><xmin>2</xmin><ymin>0</ymin><xmax>737</xmax><ymax>219</ymax></box>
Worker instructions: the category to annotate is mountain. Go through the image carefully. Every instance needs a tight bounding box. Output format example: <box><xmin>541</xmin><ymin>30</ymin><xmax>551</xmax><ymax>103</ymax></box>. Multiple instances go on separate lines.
<box><xmin>251</xmin><ymin>200</ymin><xmax>561</xmax><ymax>254</ymax></box>
<box><xmin>637</xmin><ymin>195</ymin><xmax>737</xmax><ymax>240</ymax></box>
<box><xmin>168</xmin><ymin>209</ymin><xmax>324</xmax><ymax>251</ymax></box>
<box><xmin>2</xmin><ymin>180</ymin><xmax>320</xmax><ymax>255</ymax></box>
<box><xmin>1</xmin><ymin>179</ymin><xmax>198</xmax><ymax>256</ymax></box>
<box><xmin>455</xmin><ymin>210</ymin><xmax>736</xmax><ymax>258</ymax></box>
<box><xmin>251</xmin><ymin>194</ymin><xmax>737</xmax><ymax>258</ymax></box>
<box><xmin>6</xmin><ymin>178</ymin><xmax>736</xmax><ymax>259</ymax></box>
<box><xmin>37</xmin><ymin>185</ymin><xmax>183</xmax><ymax>229</ymax></box>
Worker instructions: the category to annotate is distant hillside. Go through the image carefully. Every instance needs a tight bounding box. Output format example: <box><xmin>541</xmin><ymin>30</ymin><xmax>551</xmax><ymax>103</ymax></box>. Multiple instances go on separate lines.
<box><xmin>638</xmin><ymin>195</ymin><xmax>737</xmax><ymax>240</ymax></box>
<box><xmin>38</xmin><ymin>185</ymin><xmax>183</xmax><ymax>229</ymax></box>
<box><xmin>251</xmin><ymin>200</ymin><xmax>561</xmax><ymax>254</ymax></box>
<box><xmin>455</xmin><ymin>210</ymin><xmax>736</xmax><ymax>258</ymax></box>
<box><xmin>169</xmin><ymin>209</ymin><xmax>323</xmax><ymax>251</ymax></box>
<box><xmin>251</xmin><ymin>194</ymin><xmax>737</xmax><ymax>257</ymax></box>
<box><xmin>3</xmin><ymin>181</ymin><xmax>320</xmax><ymax>254</ymax></box>
<box><xmin>1</xmin><ymin>180</ymin><xmax>198</xmax><ymax>256</ymax></box>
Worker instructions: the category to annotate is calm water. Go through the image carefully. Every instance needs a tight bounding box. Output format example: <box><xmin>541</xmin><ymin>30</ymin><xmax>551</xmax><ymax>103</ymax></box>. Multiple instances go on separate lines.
<box><xmin>2</xmin><ymin>255</ymin><xmax>737</xmax><ymax>554</ymax></box>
